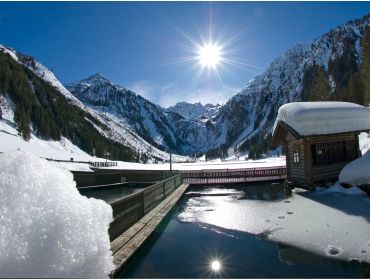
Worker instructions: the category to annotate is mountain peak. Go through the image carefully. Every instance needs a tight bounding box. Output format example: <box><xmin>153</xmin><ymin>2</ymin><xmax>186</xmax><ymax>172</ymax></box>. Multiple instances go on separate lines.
<box><xmin>66</xmin><ymin>73</ymin><xmax>112</xmax><ymax>90</ymax></box>
<box><xmin>83</xmin><ymin>72</ymin><xmax>111</xmax><ymax>84</ymax></box>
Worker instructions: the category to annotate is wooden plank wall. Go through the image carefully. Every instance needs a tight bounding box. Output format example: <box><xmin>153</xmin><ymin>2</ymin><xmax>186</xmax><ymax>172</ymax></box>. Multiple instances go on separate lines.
<box><xmin>285</xmin><ymin>132</ymin><xmax>360</xmax><ymax>188</ymax></box>
<box><xmin>286</xmin><ymin>139</ymin><xmax>307</xmax><ymax>186</ymax></box>
<box><xmin>108</xmin><ymin>173</ymin><xmax>182</xmax><ymax>241</ymax></box>
<box><xmin>307</xmin><ymin>133</ymin><xmax>359</xmax><ymax>185</ymax></box>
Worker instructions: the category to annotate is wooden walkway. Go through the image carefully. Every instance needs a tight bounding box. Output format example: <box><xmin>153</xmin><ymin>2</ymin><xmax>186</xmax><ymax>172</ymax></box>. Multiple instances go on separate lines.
<box><xmin>181</xmin><ymin>166</ymin><xmax>287</xmax><ymax>185</ymax></box>
<box><xmin>110</xmin><ymin>183</ymin><xmax>189</xmax><ymax>278</ymax></box>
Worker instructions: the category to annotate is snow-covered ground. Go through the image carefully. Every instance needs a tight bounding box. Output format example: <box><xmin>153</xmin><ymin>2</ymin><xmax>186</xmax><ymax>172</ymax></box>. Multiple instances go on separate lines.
<box><xmin>0</xmin><ymin>95</ymin><xmax>96</xmax><ymax>172</ymax></box>
<box><xmin>0</xmin><ymin>151</ymin><xmax>114</xmax><ymax>278</ymax></box>
<box><xmin>104</xmin><ymin>156</ymin><xmax>286</xmax><ymax>171</ymax></box>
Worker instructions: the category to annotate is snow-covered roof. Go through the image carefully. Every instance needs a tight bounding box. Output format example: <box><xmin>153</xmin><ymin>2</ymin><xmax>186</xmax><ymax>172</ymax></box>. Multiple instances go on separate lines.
<box><xmin>273</xmin><ymin>102</ymin><xmax>370</xmax><ymax>138</ymax></box>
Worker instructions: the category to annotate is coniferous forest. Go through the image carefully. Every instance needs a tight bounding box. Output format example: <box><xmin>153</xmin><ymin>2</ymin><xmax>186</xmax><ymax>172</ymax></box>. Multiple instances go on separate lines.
<box><xmin>0</xmin><ymin>51</ymin><xmax>139</xmax><ymax>162</ymax></box>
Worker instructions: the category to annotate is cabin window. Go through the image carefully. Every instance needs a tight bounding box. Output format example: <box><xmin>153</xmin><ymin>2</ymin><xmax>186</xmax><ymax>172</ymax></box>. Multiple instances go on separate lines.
<box><xmin>311</xmin><ymin>140</ymin><xmax>358</xmax><ymax>166</ymax></box>
<box><xmin>293</xmin><ymin>145</ymin><xmax>300</xmax><ymax>164</ymax></box>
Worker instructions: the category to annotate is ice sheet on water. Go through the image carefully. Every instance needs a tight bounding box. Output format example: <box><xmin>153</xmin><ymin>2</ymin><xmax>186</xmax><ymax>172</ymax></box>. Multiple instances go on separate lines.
<box><xmin>186</xmin><ymin>187</ymin><xmax>244</xmax><ymax>196</ymax></box>
<box><xmin>178</xmin><ymin>186</ymin><xmax>370</xmax><ymax>264</ymax></box>
<box><xmin>0</xmin><ymin>151</ymin><xmax>114</xmax><ymax>278</ymax></box>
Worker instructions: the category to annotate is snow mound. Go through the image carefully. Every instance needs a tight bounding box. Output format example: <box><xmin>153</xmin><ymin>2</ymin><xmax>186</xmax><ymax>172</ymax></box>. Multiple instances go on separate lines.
<box><xmin>315</xmin><ymin>182</ymin><xmax>366</xmax><ymax>196</ymax></box>
<box><xmin>339</xmin><ymin>150</ymin><xmax>370</xmax><ymax>187</ymax></box>
<box><xmin>0</xmin><ymin>151</ymin><xmax>114</xmax><ymax>278</ymax></box>
<box><xmin>274</xmin><ymin>102</ymin><xmax>370</xmax><ymax>136</ymax></box>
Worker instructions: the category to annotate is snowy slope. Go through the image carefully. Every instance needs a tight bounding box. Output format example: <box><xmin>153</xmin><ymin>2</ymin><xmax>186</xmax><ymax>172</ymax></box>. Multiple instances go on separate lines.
<box><xmin>0</xmin><ymin>46</ymin><xmax>189</xmax><ymax>163</ymax></box>
<box><xmin>67</xmin><ymin>74</ymin><xmax>223</xmax><ymax>154</ymax></box>
<box><xmin>166</xmin><ymin>102</ymin><xmax>221</xmax><ymax>120</ymax></box>
<box><xmin>213</xmin><ymin>13</ymin><xmax>370</xmax><ymax>151</ymax></box>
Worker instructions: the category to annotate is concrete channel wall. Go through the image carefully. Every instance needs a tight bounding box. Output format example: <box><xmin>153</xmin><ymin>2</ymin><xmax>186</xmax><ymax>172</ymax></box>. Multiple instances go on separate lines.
<box><xmin>72</xmin><ymin>170</ymin><xmax>179</xmax><ymax>188</ymax></box>
<box><xmin>109</xmin><ymin>173</ymin><xmax>182</xmax><ymax>241</ymax></box>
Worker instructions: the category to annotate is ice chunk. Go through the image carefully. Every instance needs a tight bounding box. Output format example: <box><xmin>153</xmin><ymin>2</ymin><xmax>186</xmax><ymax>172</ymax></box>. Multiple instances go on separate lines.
<box><xmin>0</xmin><ymin>151</ymin><xmax>114</xmax><ymax>278</ymax></box>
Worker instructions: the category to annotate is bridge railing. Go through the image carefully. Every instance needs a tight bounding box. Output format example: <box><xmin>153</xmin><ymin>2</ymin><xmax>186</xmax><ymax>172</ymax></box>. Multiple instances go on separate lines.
<box><xmin>90</xmin><ymin>161</ymin><xmax>118</xmax><ymax>168</ymax></box>
<box><xmin>181</xmin><ymin>166</ymin><xmax>287</xmax><ymax>184</ymax></box>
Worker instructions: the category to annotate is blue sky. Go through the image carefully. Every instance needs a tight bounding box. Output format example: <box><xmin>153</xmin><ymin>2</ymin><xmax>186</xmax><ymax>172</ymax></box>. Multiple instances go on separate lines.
<box><xmin>0</xmin><ymin>2</ymin><xmax>369</xmax><ymax>107</ymax></box>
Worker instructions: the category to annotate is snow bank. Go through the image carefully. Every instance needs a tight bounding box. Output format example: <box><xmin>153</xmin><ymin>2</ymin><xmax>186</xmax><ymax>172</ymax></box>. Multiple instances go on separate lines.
<box><xmin>273</xmin><ymin>102</ymin><xmax>370</xmax><ymax>136</ymax></box>
<box><xmin>339</xmin><ymin>150</ymin><xmax>370</xmax><ymax>187</ymax></box>
<box><xmin>359</xmin><ymin>132</ymin><xmax>370</xmax><ymax>154</ymax></box>
<box><xmin>0</xmin><ymin>151</ymin><xmax>114</xmax><ymax>278</ymax></box>
<box><xmin>315</xmin><ymin>182</ymin><xmax>366</xmax><ymax>196</ymax></box>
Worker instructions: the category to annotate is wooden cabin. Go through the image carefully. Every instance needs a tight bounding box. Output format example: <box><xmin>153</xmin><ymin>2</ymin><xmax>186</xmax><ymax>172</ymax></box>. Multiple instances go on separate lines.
<box><xmin>272</xmin><ymin>102</ymin><xmax>370</xmax><ymax>189</ymax></box>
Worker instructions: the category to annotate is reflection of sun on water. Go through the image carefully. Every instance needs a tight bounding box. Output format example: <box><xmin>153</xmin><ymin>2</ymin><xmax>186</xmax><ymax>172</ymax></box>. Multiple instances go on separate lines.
<box><xmin>210</xmin><ymin>260</ymin><xmax>221</xmax><ymax>272</ymax></box>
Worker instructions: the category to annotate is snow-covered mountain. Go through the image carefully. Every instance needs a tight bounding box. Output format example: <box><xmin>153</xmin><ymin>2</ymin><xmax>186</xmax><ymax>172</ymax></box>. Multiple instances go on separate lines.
<box><xmin>67</xmin><ymin>13</ymin><xmax>370</xmax><ymax>158</ymax></box>
<box><xmin>2</xmin><ymin>13</ymin><xmax>369</xmax><ymax>160</ymax></box>
<box><xmin>166</xmin><ymin>102</ymin><xmax>221</xmax><ymax>120</ymax></box>
<box><xmin>66</xmin><ymin>73</ymin><xmax>187</xmax><ymax>152</ymax></box>
<box><xmin>214</xmin><ymin>13</ymin><xmax>370</xmax><ymax>156</ymax></box>
<box><xmin>66</xmin><ymin>75</ymin><xmax>224</xmax><ymax>154</ymax></box>
<box><xmin>0</xmin><ymin>46</ymin><xmax>189</xmax><ymax>163</ymax></box>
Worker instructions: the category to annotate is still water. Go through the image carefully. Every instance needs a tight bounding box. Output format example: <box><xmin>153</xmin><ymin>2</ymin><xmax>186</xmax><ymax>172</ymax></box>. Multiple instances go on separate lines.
<box><xmin>78</xmin><ymin>183</ymin><xmax>149</xmax><ymax>203</ymax></box>
<box><xmin>120</xmin><ymin>184</ymin><xmax>370</xmax><ymax>278</ymax></box>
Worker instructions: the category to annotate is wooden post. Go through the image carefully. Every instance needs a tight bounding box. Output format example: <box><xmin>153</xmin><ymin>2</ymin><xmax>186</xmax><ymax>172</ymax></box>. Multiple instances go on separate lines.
<box><xmin>169</xmin><ymin>152</ymin><xmax>172</xmax><ymax>175</ymax></box>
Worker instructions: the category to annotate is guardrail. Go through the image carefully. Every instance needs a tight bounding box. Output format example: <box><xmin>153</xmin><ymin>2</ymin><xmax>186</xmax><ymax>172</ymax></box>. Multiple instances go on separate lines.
<box><xmin>108</xmin><ymin>173</ymin><xmax>183</xmax><ymax>241</ymax></box>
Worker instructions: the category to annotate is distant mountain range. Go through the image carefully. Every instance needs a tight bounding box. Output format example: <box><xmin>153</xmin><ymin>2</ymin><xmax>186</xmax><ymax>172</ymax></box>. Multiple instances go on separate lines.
<box><xmin>1</xmin><ymin>13</ymin><xmax>370</xmax><ymax>161</ymax></box>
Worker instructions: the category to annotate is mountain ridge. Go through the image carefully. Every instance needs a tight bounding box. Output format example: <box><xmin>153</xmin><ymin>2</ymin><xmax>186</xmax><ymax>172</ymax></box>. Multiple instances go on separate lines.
<box><xmin>1</xmin><ymin>12</ymin><xmax>370</xmax><ymax>160</ymax></box>
<box><xmin>67</xmin><ymin>12</ymin><xmax>370</xmax><ymax>158</ymax></box>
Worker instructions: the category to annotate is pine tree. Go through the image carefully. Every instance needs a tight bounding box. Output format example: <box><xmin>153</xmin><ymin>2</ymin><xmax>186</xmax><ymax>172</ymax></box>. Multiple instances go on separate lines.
<box><xmin>362</xmin><ymin>27</ymin><xmax>370</xmax><ymax>105</ymax></box>
<box><xmin>307</xmin><ymin>65</ymin><xmax>331</xmax><ymax>101</ymax></box>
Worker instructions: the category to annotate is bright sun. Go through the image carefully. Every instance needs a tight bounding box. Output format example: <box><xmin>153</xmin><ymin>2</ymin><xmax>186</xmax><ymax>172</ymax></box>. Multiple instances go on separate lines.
<box><xmin>198</xmin><ymin>42</ymin><xmax>222</xmax><ymax>69</ymax></box>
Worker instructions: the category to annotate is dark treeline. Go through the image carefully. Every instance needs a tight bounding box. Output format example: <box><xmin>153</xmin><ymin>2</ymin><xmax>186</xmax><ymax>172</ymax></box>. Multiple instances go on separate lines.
<box><xmin>0</xmin><ymin>51</ymin><xmax>140</xmax><ymax>162</ymax></box>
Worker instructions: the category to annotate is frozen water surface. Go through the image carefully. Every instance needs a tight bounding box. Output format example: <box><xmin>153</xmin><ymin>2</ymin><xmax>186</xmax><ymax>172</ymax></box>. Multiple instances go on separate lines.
<box><xmin>178</xmin><ymin>185</ymin><xmax>370</xmax><ymax>264</ymax></box>
<box><xmin>121</xmin><ymin>183</ymin><xmax>370</xmax><ymax>278</ymax></box>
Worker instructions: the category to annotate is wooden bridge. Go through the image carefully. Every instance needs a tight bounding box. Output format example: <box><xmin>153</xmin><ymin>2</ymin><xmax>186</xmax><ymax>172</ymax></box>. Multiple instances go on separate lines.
<box><xmin>181</xmin><ymin>166</ymin><xmax>287</xmax><ymax>185</ymax></box>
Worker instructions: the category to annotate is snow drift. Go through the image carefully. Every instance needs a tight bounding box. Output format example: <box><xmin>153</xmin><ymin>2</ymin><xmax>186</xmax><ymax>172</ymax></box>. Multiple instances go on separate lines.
<box><xmin>0</xmin><ymin>151</ymin><xmax>114</xmax><ymax>278</ymax></box>
<box><xmin>339</xmin><ymin>150</ymin><xmax>370</xmax><ymax>187</ymax></box>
